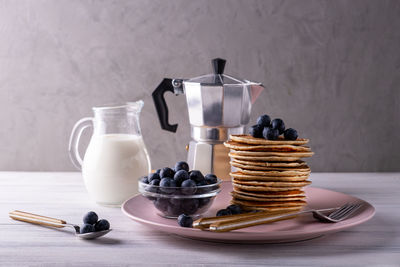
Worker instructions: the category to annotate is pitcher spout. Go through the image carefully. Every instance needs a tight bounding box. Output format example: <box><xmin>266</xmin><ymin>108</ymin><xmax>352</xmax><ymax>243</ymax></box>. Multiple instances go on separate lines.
<box><xmin>127</xmin><ymin>100</ymin><xmax>144</xmax><ymax>113</ymax></box>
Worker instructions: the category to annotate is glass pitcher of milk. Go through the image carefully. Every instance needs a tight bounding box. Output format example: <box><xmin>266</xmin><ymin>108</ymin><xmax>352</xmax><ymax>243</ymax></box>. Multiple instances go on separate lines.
<box><xmin>68</xmin><ymin>100</ymin><xmax>151</xmax><ymax>206</ymax></box>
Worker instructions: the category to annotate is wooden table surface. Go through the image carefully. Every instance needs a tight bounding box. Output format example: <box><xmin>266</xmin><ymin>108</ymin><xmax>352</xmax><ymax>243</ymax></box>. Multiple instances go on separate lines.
<box><xmin>1</xmin><ymin>172</ymin><xmax>399</xmax><ymax>266</ymax></box>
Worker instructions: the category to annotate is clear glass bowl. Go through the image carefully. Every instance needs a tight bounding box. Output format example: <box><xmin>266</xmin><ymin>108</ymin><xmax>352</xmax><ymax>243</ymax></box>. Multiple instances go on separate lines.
<box><xmin>138</xmin><ymin>179</ymin><xmax>222</xmax><ymax>219</ymax></box>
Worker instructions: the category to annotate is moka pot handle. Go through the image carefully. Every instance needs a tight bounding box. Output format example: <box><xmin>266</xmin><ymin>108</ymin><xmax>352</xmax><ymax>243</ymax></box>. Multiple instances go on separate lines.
<box><xmin>152</xmin><ymin>78</ymin><xmax>178</xmax><ymax>133</ymax></box>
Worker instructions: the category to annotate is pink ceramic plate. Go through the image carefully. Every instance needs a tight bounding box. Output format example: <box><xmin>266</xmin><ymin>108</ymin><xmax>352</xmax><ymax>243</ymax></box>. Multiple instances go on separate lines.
<box><xmin>121</xmin><ymin>182</ymin><xmax>375</xmax><ymax>243</ymax></box>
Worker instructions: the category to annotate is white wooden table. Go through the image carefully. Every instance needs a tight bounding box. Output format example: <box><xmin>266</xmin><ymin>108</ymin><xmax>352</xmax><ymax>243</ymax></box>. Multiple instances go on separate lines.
<box><xmin>1</xmin><ymin>172</ymin><xmax>399</xmax><ymax>266</ymax></box>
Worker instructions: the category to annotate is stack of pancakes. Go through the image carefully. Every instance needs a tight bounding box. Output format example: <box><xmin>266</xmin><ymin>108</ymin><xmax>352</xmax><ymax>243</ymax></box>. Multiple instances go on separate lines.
<box><xmin>224</xmin><ymin>134</ymin><xmax>314</xmax><ymax>213</ymax></box>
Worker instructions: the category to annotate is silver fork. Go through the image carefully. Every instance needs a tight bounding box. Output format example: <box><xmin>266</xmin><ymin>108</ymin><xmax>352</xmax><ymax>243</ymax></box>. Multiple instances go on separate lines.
<box><xmin>312</xmin><ymin>202</ymin><xmax>364</xmax><ymax>223</ymax></box>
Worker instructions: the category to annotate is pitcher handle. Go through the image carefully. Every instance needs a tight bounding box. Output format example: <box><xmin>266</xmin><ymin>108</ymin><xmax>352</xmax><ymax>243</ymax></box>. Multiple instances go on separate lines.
<box><xmin>68</xmin><ymin>117</ymin><xmax>93</xmax><ymax>170</ymax></box>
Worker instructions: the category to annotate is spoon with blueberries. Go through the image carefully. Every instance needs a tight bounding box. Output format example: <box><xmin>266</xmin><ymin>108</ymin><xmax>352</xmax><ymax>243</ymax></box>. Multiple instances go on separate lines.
<box><xmin>9</xmin><ymin>210</ymin><xmax>111</xmax><ymax>240</ymax></box>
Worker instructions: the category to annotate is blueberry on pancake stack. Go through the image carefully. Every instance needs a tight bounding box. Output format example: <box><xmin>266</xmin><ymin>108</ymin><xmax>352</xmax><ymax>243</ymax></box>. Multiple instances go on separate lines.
<box><xmin>224</xmin><ymin>114</ymin><xmax>314</xmax><ymax>214</ymax></box>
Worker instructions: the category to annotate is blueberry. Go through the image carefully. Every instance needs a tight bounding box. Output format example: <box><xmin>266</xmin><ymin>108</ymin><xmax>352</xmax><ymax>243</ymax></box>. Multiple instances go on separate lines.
<box><xmin>216</xmin><ymin>209</ymin><xmax>232</xmax><ymax>217</ymax></box>
<box><xmin>196</xmin><ymin>180</ymin><xmax>207</xmax><ymax>186</ymax></box>
<box><xmin>256</xmin><ymin>114</ymin><xmax>271</xmax><ymax>128</ymax></box>
<box><xmin>160</xmin><ymin>167</ymin><xmax>175</xmax><ymax>178</ymax></box>
<box><xmin>94</xmin><ymin>219</ymin><xmax>110</xmax><ymax>231</ymax></box>
<box><xmin>174</xmin><ymin>170</ymin><xmax>189</xmax><ymax>186</ymax></box>
<box><xmin>154</xmin><ymin>198</ymin><xmax>169</xmax><ymax>212</ymax></box>
<box><xmin>147</xmin><ymin>179</ymin><xmax>160</xmax><ymax>193</ymax></box>
<box><xmin>83</xmin><ymin>211</ymin><xmax>98</xmax><ymax>225</ymax></box>
<box><xmin>148</xmin><ymin>172</ymin><xmax>160</xmax><ymax>183</ymax></box>
<box><xmin>189</xmin><ymin>170</ymin><xmax>204</xmax><ymax>183</ymax></box>
<box><xmin>80</xmin><ymin>223</ymin><xmax>95</xmax><ymax>234</ymax></box>
<box><xmin>249</xmin><ymin>124</ymin><xmax>263</xmax><ymax>138</ymax></box>
<box><xmin>271</xmin><ymin>118</ymin><xmax>285</xmax><ymax>134</ymax></box>
<box><xmin>177</xmin><ymin>214</ymin><xmax>193</xmax><ymax>228</ymax></box>
<box><xmin>169</xmin><ymin>198</ymin><xmax>183</xmax><ymax>206</ymax></box>
<box><xmin>196</xmin><ymin>180</ymin><xmax>208</xmax><ymax>194</ymax></box>
<box><xmin>263</xmin><ymin>127</ymin><xmax>279</xmax><ymax>140</ymax></box>
<box><xmin>149</xmin><ymin>179</ymin><xmax>160</xmax><ymax>186</ymax></box>
<box><xmin>181</xmin><ymin>179</ymin><xmax>197</xmax><ymax>195</ymax></box>
<box><xmin>182</xmin><ymin>199</ymin><xmax>199</xmax><ymax>214</ymax></box>
<box><xmin>227</xmin><ymin>204</ymin><xmax>242</xmax><ymax>215</ymax></box>
<box><xmin>198</xmin><ymin>197</ymin><xmax>211</xmax><ymax>208</ymax></box>
<box><xmin>167</xmin><ymin>203</ymin><xmax>183</xmax><ymax>216</ymax></box>
<box><xmin>141</xmin><ymin>176</ymin><xmax>149</xmax><ymax>184</ymax></box>
<box><xmin>205</xmin><ymin>174</ymin><xmax>218</xmax><ymax>184</ymax></box>
<box><xmin>174</xmin><ymin>161</ymin><xmax>189</xmax><ymax>172</ymax></box>
<box><xmin>159</xmin><ymin>177</ymin><xmax>177</xmax><ymax>194</ymax></box>
<box><xmin>284</xmin><ymin>128</ymin><xmax>298</xmax><ymax>140</ymax></box>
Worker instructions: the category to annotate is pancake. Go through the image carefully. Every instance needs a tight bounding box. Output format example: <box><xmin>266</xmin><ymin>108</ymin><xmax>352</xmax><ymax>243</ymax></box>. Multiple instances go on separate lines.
<box><xmin>230</xmin><ymin>150</ymin><xmax>314</xmax><ymax>158</ymax></box>
<box><xmin>231</xmin><ymin>198</ymin><xmax>306</xmax><ymax>207</ymax></box>
<box><xmin>229</xmin><ymin>152</ymin><xmax>302</xmax><ymax>162</ymax></box>
<box><xmin>230</xmin><ymin>134</ymin><xmax>309</xmax><ymax>145</ymax></box>
<box><xmin>233</xmin><ymin>166</ymin><xmax>310</xmax><ymax>177</ymax></box>
<box><xmin>232</xmin><ymin>159</ymin><xmax>307</xmax><ymax>168</ymax></box>
<box><xmin>232</xmin><ymin>187</ymin><xmax>305</xmax><ymax>197</ymax></box>
<box><xmin>231</xmin><ymin>161</ymin><xmax>310</xmax><ymax>171</ymax></box>
<box><xmin>230</xmin><ymin>172</ymin><xmax>309</xmax><ymax>181</ymax></box>
<box><xmin>231</xmin><ymin>191</ymin><xmax>306</xmax><ymax>202</ymax></box>
<box><xmin>232</xmin><ymin>178</ymin><xmax>311</xmax><ymax>187</ymax></box>
<box><xmin>233</xmin><ymin>183</ymin><xmax>308</xmax><ymax>191</ymax></box>
<box><xmin>224</xmin><ymin>140</ymin><xmax>311</xmax><ymax>152</ymax></box>
<box><xmin>239</xmin><ymin>206</ymin><xmax>303</xmax><ymax>212</ymax></box>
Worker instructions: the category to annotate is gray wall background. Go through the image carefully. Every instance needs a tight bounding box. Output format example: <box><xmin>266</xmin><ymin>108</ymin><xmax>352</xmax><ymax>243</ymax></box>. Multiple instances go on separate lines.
<box><xmin>0</xmin><ymin>0</ymin><xmax>399</xmax><ymax>172</ymax></box>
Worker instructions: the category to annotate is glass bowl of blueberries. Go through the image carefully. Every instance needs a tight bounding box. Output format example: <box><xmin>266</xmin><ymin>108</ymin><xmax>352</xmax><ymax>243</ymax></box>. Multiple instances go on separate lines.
<box><xmin>139</xmin><ymin>161</ymin><xmax>222</xmax><ymax>219</ymax></box>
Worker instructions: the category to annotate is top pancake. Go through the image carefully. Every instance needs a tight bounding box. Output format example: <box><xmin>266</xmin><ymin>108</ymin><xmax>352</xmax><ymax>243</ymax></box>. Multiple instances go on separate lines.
<box><xmin>224</xmin><ymin>140</ymin><xmax>311</xmax><ymax>152</ymax></box>
<box><xmin>230</xmin><ymin>134</ymin><xmax>309</xmax><ymax>145</ymax></box>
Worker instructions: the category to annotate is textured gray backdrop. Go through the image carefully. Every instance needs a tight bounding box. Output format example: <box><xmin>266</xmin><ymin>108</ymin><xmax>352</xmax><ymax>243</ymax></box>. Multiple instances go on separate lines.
<box><xmin>0</xmin><ymin>0</ymin><xmax>399</xmax><ymax>172</ymax></box>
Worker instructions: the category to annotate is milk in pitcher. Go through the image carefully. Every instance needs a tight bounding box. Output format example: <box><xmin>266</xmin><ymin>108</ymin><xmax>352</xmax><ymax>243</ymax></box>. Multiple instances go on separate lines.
<box><xmin>82</xmin><ymin>134</ymin><xmax>151</xmax><ymax>206</ymax></box>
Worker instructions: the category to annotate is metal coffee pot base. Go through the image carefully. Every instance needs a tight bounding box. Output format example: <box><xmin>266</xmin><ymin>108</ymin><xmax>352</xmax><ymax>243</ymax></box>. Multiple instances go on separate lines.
<box><xmin>187</xmin><ymin>141</ymin><xmax>231</xmax><ymax>181</ymax></box>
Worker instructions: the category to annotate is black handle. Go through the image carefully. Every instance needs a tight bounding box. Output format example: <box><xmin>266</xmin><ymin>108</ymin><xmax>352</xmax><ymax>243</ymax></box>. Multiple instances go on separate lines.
<box><xmin>212</xmin><ymin>58</ymin><xmax>226</xmax><ymax>75</ymax></box>
<box><xmin>152</xmin><ymin>78</ymin><xmax>178</xmax><ymax>133</ymax></box>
